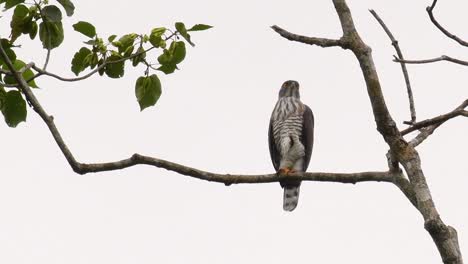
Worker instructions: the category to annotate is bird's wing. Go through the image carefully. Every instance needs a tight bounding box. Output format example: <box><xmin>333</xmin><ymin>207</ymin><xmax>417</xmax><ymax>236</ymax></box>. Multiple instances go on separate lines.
<box><xmin>268</xmin><ymin>119</ymin><xmax>280</xmax><ymax>171</ymax></box>
<box><xmin>301</xmin><ymin>105</ymin><xmax>314</xmax><ymax>171</ymax></box>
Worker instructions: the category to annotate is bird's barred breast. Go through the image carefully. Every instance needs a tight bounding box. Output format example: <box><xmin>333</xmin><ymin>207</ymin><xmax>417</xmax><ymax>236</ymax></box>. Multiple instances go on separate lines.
<box><xmin>271</xmin><ymin>97</ymin><xmax>304</xmax><ymax>144</ymax></box>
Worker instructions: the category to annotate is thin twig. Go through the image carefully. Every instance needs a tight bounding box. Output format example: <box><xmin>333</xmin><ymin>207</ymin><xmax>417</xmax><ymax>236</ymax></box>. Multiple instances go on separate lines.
<box><xmin>27</xmin><ymin>46</ymin><xmax>156</xmax><ymax>83</ymax></box>
<box><xmin>395</xmin><ymin>55</ymin><xmax>468</xmax><ymax>66</ymax></box>
<box><xmin>401</xmin><ymin>99</ymin><xmax>468</xmax><ymax>135</ymax></box>
<box><xmin>427</xmin><ymin>0</ymin><xmax>468</xmax><ymax>47</ymax></box>
<box><xmin>370</xmin><ymin>9</ymin><xmax>416</xmax><ymax>123</ymax></box>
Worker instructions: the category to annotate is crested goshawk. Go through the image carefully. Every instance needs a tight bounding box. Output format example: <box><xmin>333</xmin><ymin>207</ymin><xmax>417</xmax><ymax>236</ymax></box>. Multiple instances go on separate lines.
<box><xmin>268</xmin><ymin>80</ymin><xmax>314</xmax><ymax>211</ymax></box>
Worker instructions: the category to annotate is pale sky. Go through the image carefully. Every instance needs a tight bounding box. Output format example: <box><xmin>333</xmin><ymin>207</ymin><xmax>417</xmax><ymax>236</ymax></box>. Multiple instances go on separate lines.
<box><xmin>0</xmin><ymin>0</ymin><xmax>466</xmax><ymax>263</ymax></box>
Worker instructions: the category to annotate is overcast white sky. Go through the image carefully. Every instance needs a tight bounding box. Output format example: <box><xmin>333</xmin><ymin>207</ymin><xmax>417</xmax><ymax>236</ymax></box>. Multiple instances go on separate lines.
<box><xmin>0</xmin><ymin>0</ymin><xmax>467</xmax><ymax>263</ymax></box>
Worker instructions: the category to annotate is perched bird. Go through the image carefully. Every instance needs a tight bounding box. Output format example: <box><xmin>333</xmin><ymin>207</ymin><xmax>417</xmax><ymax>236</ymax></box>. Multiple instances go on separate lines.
<box><xmin>268</xmin><ymin>80</ymin><xmax>314</xmax><ymax>211</ymax></box>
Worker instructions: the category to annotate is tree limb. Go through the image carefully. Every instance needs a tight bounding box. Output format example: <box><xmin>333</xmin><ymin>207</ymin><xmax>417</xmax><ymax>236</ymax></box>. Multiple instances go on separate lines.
<box><xmin>427</xmin><ymin>0</ymin><xmax>468</xmax><ymax>47</ymax></box>
<box><xmin>0</xmin><ymin>37</ymin><xmax>397</xmax><ymax>187</ymax></box>
<box><xmin>369</xmin><ymin>9</ymin><xmax>416</xmax><ymax>124</ymax></box>
<box><xmin>272</xmin><ymin>1</ymin><xmax>463</xmax><ymax>263</ymax></box>
<box><xmin>401</xmin><ymin>99</ymin><xmax>468</xmax><ymax>135</ymax></box>
<box><xmin>409</xmin><ymin>124</ymin><xmax>441</xmax><ymax>147</ymax></box>
<box><xmin>395</xmin><ymin>55</ymin><xmax>468</xmax><ymax>66</ymax></box>
<box><xmin>271</xmin><ymin>25</ymin><xmax>344</xmax><ymax>48</ymax></box>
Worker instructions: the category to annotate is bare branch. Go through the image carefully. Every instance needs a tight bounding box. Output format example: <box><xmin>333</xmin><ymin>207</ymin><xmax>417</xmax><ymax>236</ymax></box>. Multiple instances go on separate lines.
<box><xmin>395</xmin><ymin>55</ymin><xmax>468</xmax><ymax>66</ymax></box>
<box><xmin>77</xmin><ymin>154</ymin><xmax>395</xmax><ymax>185</ymax></box>
<box><xmin>271</xmin><ymin>25</ymin><xmax>343</xmax><ymax>48</ymax></box>
<box><xmin>427</xmin><ymin>0</ymin><xmax>468</xmax><ymax>47</ymax></box>
<box><xmin>370</xmin><ymin>9</ymin><xmax>416</xmax><ymax>123</ymax></box>
<box><xmin>0</xmin><ymin>36</ymin><xmax>397</xmax><ymax>187</ymax></box>
<box><xmin>401</xmin><ymin>99</ymin><xmax>468</xmax><ymax>135</ymax></box>
<box><xmin>272</xmin><ymin>1</ymin><xmax>464</xmax><ymax>262</ymax></box>
<box><xmin>409</xmin><ymin>124</ymin><xmax>441</xmax><ymax>147</ymax></box>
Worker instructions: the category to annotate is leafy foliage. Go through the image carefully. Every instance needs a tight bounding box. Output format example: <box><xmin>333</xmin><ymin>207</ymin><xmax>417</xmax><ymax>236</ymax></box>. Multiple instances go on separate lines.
<box><xmin>2</xmin><ymin>59</ymin><xmax>38</xmax><ymax>88</ymax></box>
<box><xmin>1</xmin><ymin>90</ymin><xmax>27</xmax><ymax>127</ymax></box>
<box><xmin>71</xmin><ymin>47</ymin><xmax>91</xmax><ymax>75</ymax></box>
<box><xmin>0</xmin><ymin>0</ymin><xmax>212</xmax><ymax>127</ymax></box>
<box><xmin>188</xmin><ymin>24</ymin><xmax>213</xmax><ymax>31</ymax></box>
<box><xmin>72</xmin><ymin>21</ymin><xmax>96</xmax><ymax>38</ymax></box>
<box><xmin>104</xmin><ymin>54</ymin><xmax>125</xmax><ymax>78</ymax></box>
<box><xmin>4</xmin><ymin>0</ymin><xmax>25</xmax><ymax>10</ymax></box>
<box><xmin>175</xmin><ymin>22</ymin><xmax>194</xmax><ymax>46</ymax></box>
<box><xmin>56</xmin><ymin>0</ymin><xmax>75</xmax><ymax>16</ymax></box>
<box><xmin>135</xmin><ymin>75</ymin><xmax>161</xmax><ymax>111</ymax></box>
<box><xmin>39</xmin><ymin>21</ymin><xmax>64</xmax><ymax>49</ymax></box>
<box><xmin>42</xmin><ymin>5</ymin><xmax>62</xmax><ymax>22</ymax></box>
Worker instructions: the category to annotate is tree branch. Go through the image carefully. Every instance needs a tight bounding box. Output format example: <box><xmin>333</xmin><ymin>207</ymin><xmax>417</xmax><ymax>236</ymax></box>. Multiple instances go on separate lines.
<box><xmin>409</xmin><ymin>124</ymin><xmax>441</xmax><ymax>147</ymax></box>
<box><xmin>370</xmin><ymin>9</ymin><xmax>416</xmax><ymax>124</ymax></box>
<box><xmin>271</xmin><ymin>25</ymin><xmax>344</xmax><ymax>48</ymax></box>
<box><xmin>401</xmin><ymin>99</ymin><xmax>468</xmax><ymax>135</ymax></box>
<box><xmin>395</xmin><ymin>55</ymin><xmax>468</xmax><ymax>66</ymax></box>
<box><xmin>29</xmin><ymin>46</ymin><xmax>156</xmax><ymax>83</ymax></box>
<box><xmin>77</xmin><ymin>154</ymin><xmax>396</xmax><ymax>185</ymax></box>
<box><xmin>272</xmin><ymin>1</ymin><xmax>463</xmax><ymax>263</ymax></box>
<box><xmin>0</xmin><ymin>37</ymin><xmax>397</xmax><ymax>187</ymax></box>
<box><xmin>427</xmin><ymin>0</ymin><xmax>468</xmax><ymax>47</ymax></box>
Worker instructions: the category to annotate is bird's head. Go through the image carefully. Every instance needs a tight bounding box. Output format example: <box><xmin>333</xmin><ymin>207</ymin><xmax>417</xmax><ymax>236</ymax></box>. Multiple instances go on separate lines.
<box><xmin>278</xmin><ymin>80</ymin><xmax>300</xmax><ymax>99</ymax></box>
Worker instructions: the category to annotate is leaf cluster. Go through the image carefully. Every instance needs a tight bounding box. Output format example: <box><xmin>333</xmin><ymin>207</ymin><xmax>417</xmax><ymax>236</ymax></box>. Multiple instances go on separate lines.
<box><xmin>71</xmin><ymin>21</ymin><xmax>211</xmax><ymax>110</ymax></box>
<box><xmin>0</xmin><ymin>0</ymin><xmax>211</xmax><ymax>127</ymax></box>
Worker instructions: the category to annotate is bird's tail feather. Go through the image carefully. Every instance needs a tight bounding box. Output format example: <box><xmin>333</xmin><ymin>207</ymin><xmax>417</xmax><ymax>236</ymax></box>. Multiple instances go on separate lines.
<box><xmin>283</xmin><ymin>185</ymin><xmax>300</xmax><ymax>211</ymax></box>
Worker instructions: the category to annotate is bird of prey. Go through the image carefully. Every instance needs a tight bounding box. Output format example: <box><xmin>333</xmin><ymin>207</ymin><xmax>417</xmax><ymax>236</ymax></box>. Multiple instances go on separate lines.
<box><xmin>268</xmin><ymin>80</ymin><xmax>314</xmax><ymax>211</ymax></box>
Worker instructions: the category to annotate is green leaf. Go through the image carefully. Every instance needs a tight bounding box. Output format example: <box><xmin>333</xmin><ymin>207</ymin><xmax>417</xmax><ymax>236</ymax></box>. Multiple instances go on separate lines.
<box><xmin>0</xmin><ymin>86</ymin><xmax>6</xmax><ymax>110</ymax></box>
<box><xmin>2</xmin><ymin>90</ymin><xmax>26</xmax><ymax>127</ymax></box>
<box><xmin>149</xmin><ymin>35</ymin><xmax>164</xmax><ymax>48</ymax></box>
<box><xmin>0</xmin><ymin>40</ymin><xmax>17</xmax><ymax>67</ymax></box>
<box><xmin>156</xmin><ymin>41</ymin><xmax>185</xmax><ymax>74</ymax></box>
<box><xmin>9</xmin><ymin>4</ymin><xmax>29</xmax><ymax>42</ymax></box>
<box><xmin>188</xmin><ymin>24</ymin><xmax>213</xmax><ymax>31</ymax></box>
<box><xmin>28</xmin><ymin>21</ymin><xmax>38</xmax><ymax>39</ymax></box>
<box><xmin>42</xmin><ymin>5</ymin><xmax>62</xmax><ymax>22</ymax></box>
<box><xmin>3</xmin><ymin>59</ymin><xmax>38</xmax><ymax>88</ymax></box>
<box><xmin>107</xmin><ymin>34</ymin><xmax>117</xmax><ymax>42</ymax></box>
<box><xmin>4</xmin><ymin>0</ymin><xmax>25</xmax><ymax>10</ymax></box>
<box><xmin>170</xmin><ymin>41</ymin><xmax>186</xmax><ymax>64</ymax></box>
<box><xmin>149</xmin><ymin>28</ymin><xmax>166</xmax><ymax>48</ymax></box>
<box><xmin>71</xmin><ymin>47</ymin><xmax>91</xmax><ymax>76</ymax></box>
<box><xmin>157</xmin><ymin>64</ymin><xmax>177</xmax><ymax>74</ymax></box>
<box><xmin>72</xmin><ymin>21</ymin><xmax>96</xmax><ymax>38</ymax></box>
<box><xmin>56</xmin><ymin>0</ymin><xmax>74</xmax><ymax>16</ymax></box>
<box><xmin>123</xmin><ymin>45</ymin><xmax>134</xmax><ymax>57</ymax></box>
<box><xmin>104</xmin><ymin>55</ymin><xmax>124</xmax><ymax>78</ymax></box>
<box><xmin>151</xmin><ymin>27</ymin><xmax>166</xmax><ymax>37</ymax></box>
<box><xmin>97</xmin><ymin>58</ymin><xmax>105</xmax><ymax>76</ymax></box>
<box><xmin>132</xmin><ymin>46</ymin><xmax>146</xmax><ymax>66</ymax></box>
<box><xmin>175</xmin><ymin>22</ymin><xmax>194</xmax><ymax>46</ymax></box>
<box><xmin>39</xmin><ymin>21</ymin><xmax>64</xmax><ymax>49</ymax></box>
<box><xmin>89</xmin><ymin>53</ymin><xmax>99</xmax><ymax>69</ymax></box>
<box><xmin>116</xmin><ymin>34</ymin><xmax>137</xmax><ymax>53</ymax></box>
<box><xmin>135</xmin><ymin>74</ymin><xmax>161</xmax><ymax>111</ymax></box>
